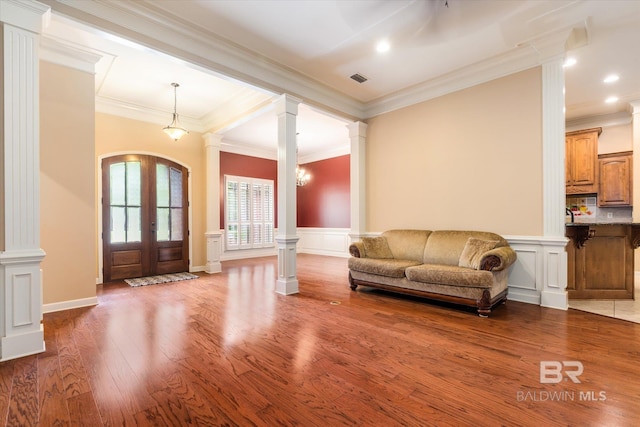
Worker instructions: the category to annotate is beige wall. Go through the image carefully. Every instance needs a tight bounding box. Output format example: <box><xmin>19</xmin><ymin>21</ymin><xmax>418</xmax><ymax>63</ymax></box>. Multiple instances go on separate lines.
<box><xmin>366</xmin><ymin>67</ymin><xmax>543</xmax><ymax>236</ymax></box>
<box><xmin>40</xmin><ymin>62</ymin><xmax>96</xmax><ymax>304</ymax></box>
<box><xmin>95</xmin><ymin>113</ymin><xmax>206</xmax><ymax>274</ymax></box>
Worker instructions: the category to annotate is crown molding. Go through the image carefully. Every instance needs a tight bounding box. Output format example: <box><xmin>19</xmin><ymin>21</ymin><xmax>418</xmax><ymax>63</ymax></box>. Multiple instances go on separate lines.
<box><xmin>40</xmin><ymin>35</ymin><xmax>102</xmax><ymax>73</ymax></box>
<box><xmin>363</xmin><ymin>44</ymin><xmax>540</xmax><ymax>118</ymax></box>
<box><xmin>220</xmin><ymin>140</ymin><xmax>277</xmax><ymax>161</ymax></box>
<box><xmin>202</xmin><ymin>92</ymin><xmax>273</xmax><ymax>133</ymax></box>
<box><xmin>566</xmin><ymin>111</ymin><xmax>632</xmax><ymax>132</ymax></box>
<box><xmin>299</xmin><ymin>145</ymin><xmax>350</xmax><ymax>164</ymax></box>
<box><xmin>95</xmin><ymin>96</ymin><xmax>206</xmax><ymax>133</ymax></box>
<box><xmin>40</xmin><ymin>0</ymin><xmax>365</xmax><ymax>120</ymax></box>
<box><xmin>218</xmin><ymin>138</ymin><xmax>349</xmax><ymax>164</ymax></box>
<box><xmin>41</xmin><ymin>0</ymin><xmax>595</xmax><ymax>125</ymax></box>
<box><xmin>364</xmin><ymin>20</ymin><xmax>589</xmax><ymax>118</ymax></box>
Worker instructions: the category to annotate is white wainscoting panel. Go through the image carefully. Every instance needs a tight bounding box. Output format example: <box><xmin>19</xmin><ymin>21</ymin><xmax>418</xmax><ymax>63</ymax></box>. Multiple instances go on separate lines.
<box><xmin>505</xmin><ymin>235</ymin><xmax>569</xmax><ymax>310</ymax></box>
<box><xmin>507</xmin><ymin>247</ymin><xmax>540</xmax><ymax>305</ymax></box>
<box><xmin>297</xmin><ymin>228</ymin><xmax>351</xmax><ymax>257</ymax></box>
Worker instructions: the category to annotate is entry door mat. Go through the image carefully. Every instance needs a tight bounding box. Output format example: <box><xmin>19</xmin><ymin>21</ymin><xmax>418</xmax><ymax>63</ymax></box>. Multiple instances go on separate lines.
<box><xmin>125</xmin><ymin>272</ymin><xmax>199</xmax><ymax>287</ymax></box>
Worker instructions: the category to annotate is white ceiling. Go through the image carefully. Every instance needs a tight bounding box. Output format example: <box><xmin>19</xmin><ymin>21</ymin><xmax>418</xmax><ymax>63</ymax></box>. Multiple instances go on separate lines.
<box><xmin>40</xmin><ymin>0</ymin><xmax>640</xmax><ymax>160</ymax></box>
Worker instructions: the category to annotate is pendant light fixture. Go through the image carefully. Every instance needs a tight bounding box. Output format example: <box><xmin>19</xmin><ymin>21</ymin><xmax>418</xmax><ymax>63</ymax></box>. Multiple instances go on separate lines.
<box><xmin>163</xmin><ymin>82</ymin><xmax>189</xmax><ymax>141</ymax></box>
<box><xmin>296</xmin><ymin>133</ymin><xmax>311</xmax><ymax>187</ymax></box>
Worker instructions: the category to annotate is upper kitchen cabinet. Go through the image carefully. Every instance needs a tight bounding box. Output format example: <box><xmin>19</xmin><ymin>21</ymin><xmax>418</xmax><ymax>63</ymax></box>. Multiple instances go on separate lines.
<box><xmin>598</xmin><ymin>151</ymin><xmax>633</xmax><ymax>207</ymax></box>
<box><xmin>566</xmin><ymin>128</ymin><xmax>601</xmax><ymax>195</ymax></box>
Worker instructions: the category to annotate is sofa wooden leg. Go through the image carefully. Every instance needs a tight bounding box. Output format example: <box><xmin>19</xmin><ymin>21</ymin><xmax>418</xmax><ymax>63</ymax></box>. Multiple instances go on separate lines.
<box><xmin>477</xmin><ymin>289</ymin><xmax>492</xmax><ymax>317</ymax></box>
<box><xmin>348</xmin><ymin>272</ymin><xmax>358</xmax><ymax>291</ymax></box>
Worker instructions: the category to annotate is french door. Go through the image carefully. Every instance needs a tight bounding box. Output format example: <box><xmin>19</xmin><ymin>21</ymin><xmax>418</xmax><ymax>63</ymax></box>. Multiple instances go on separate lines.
<box><xmin>102</xmin><ymin>154</ymin><xmax>189</xmax><ymax>282</ymax></box>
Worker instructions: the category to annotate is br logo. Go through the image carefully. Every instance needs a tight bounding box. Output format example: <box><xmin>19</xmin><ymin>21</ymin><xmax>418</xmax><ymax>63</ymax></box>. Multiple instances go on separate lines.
<box><xmin>540</xmin><ymin>361</ymin><xmax>583</xmax><ymax>384</ymax></box>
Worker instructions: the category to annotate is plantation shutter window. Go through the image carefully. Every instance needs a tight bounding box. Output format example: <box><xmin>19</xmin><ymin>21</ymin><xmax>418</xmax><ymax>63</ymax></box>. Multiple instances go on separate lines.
<box><xmin>225</xmin><ymin>175</ymin><xmax>275</xmax><ymax>250</ymax></box>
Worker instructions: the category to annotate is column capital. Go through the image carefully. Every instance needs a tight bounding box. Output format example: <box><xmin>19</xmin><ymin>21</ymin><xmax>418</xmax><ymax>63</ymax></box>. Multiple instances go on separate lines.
<box><xmin>347</xmin><ymin>121</ymin><xmax>368</xmax><ymax>138</ymax></box>
<box><xmin>273</xmin><ymin>93</ymin><xmax>302</xmax><ymax>116</ymax></box>
<box><xmin>0</xmin><ymin>0</ymin><xmax>51</xmax><ymax>33</ymax></box>
<box><xmin>629</xmin><ymin>99</ymin><xmax>640</xmax><ymax>115</ymax></box>
<box><xmin>525</xmin><ymin>25</ymin><xmax>587</xmax><ymax>64</ymax></box>
<box><xmin>203</xmin><ymin>132</ymin><xmax>223</xmax><ymax>148</ymax></box>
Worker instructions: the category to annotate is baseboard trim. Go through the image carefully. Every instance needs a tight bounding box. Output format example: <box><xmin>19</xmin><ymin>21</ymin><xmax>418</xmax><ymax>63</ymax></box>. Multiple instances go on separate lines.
<box><xmin>507</xmin><ymin>289</ymin><xmax>540</xmax><ymax>305</ymax></box>
<box><xmin>43</xmin><ymin>296</ymin><xmax>98</xmax><ymax>314</ymax></box>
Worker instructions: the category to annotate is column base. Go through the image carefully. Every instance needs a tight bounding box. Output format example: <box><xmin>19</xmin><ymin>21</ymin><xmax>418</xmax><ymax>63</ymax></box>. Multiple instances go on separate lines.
<box><xmin>205</xmin><ymin>231</ymin><xmax>223</xmax><ymax>274</ymax></box>
<box><xmin>541</xmin><ymin>291</ymin><xmax>568</xmax><ymax>310</ymax></box>
<box><xmin>275</xmin><ymin>235</ymin><xmax>299</xmax><ymax>296</ymax></box>
<box><xmin>205</xmin><ymin>261</ymin><xmax>222</xmax><ymax>274</ymax></box>
<box><xmin>0</xmin><ymin>326</ymin><xmax>45</xmax><ymax>362</ymax></box>
<box><xmin>276</xmin><ymin>278</ymin><xmax>299</xmax><ymax>295</ymax></box>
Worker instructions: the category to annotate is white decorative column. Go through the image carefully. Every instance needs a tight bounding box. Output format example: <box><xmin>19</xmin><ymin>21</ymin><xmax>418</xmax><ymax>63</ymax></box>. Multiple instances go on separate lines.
<box><xmin>347</xmin><ymin>121</ymin><xmax>367</xmax><ymax>244</ymax></box>
<box><xmin>631</xmin><ymin>100</ymin><xmax>640</xmax><ymax>223</ymax></box>
<box><xmin>274</xmin><ymin>94</ymin><xmax>301</xmax><ymax>295</ymax></box>
<box><xmin>542</xmin><ymin>56</ymin><xmax>567</xmax><ymax>238</ymax></box>
<box><xmin>203</xmin><ymin>133</ymin><xmax>223</xmax><ymax>273</ymax></box>
<box><xmin>539</xmin><ymin>55</ymin><xmax>569</xmax><ymax>310</ymax></box>
<box><xmin>0</xmin><ymin>0</ymin><xmax>50</xmax><ymax>361</ymax></box>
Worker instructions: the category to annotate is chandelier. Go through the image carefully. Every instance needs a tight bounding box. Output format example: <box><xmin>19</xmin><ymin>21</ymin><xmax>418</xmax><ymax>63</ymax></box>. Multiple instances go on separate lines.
<box><xmin>163</xmin><ymin>83</ymin><xmax>189</xmax><ymax>141</ymax></box>
<box><xmin>296</xmin><ymin>134</ymin><xmax>311</xmax><ymax>186</ymax></box>
<box><xmin>296</xmin><ymin>165</ymin><xmax>311</xmax><ymax>187</ymax></box>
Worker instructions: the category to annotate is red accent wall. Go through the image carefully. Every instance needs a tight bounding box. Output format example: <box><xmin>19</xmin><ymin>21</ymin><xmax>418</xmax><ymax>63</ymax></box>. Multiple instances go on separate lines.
<box><xmin>220</xmin><ymin>152</ymin><xmax>277</xmax><ymax>229</ymax></box>
<box><xmin>297</xmin><ymin>155</ymin><xmax>350</xmax><ymax>228</ymax></box>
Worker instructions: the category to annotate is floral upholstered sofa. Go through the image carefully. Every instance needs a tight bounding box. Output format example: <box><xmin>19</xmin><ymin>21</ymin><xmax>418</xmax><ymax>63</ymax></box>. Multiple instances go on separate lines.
<box><xmin>348</xmin><ymin>229</ymin><xmax>517</xmax><ymax>316</ymax></box>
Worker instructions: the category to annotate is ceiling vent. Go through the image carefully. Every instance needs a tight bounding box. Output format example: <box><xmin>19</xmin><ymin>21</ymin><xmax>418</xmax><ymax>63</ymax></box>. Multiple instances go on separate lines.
<box><xmin>350</xmin><ymin>73</ymin><xmax>368</xmax><ymax>83</ymax></box>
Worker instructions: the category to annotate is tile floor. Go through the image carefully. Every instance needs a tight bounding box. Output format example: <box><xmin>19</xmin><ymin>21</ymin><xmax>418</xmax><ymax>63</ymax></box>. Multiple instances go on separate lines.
<box><xmin>569</xmin><ymin>282</ymin><xmax>640</xmax><ymax>324</ymax></box>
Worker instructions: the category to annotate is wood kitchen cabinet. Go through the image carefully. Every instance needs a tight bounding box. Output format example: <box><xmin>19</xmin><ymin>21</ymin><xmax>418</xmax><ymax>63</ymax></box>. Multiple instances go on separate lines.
<box><xmin>598</xmin><ymin>151</ymin><xmax>632</xmax><ymax>207</ymax></box>
<box><xmin>566</xmin><ymin>224</ymin><xmax>636</xmax><ymax>299</ymax></box>
<box><xmin>566</xmin><ymin>128</ymin><xmax>601</xmax><ymax>194</ymax></box>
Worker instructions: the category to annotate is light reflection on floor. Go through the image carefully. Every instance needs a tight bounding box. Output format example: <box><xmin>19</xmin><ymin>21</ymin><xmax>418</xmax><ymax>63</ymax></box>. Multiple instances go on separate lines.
<box><xmin>223</xmin><ymin>262</ymin><xmax>276</xmax><ymax>347</ymax></box>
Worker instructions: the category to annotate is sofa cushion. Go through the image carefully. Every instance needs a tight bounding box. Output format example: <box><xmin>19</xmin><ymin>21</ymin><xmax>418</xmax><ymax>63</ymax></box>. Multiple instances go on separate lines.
<box><xmin>362</xmin><ymin>236</ymin><xmax>394</xmax><ymax>259</ymax></box>
<box><xmin>382</xmin><ymin>230</ymin><xmax>432</xmax><ymax>262</ymax></box>
<box><xmin>458</xmin><ymin>238</ymin><xmax>498</xmax><ymax>270</ymax></box>
<box><xmin>422</xmin><ymin>230</ymin><xmax>506</xmax><ymax>266</ymax></box>
<box><xmin>405</xmin><ymin>264</ymin><xmax>494</xmax><ymax>288</ymax></box>
<box><xmin>348</xmin><ymin>257</ymin><xmax>422</xmax><ymax>278</ymax></box>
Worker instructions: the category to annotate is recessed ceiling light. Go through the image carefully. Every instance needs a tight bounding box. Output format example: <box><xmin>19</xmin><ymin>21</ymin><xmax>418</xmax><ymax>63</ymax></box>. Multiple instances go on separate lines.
<box><xmin>603</xmin><ymin>74</ymin><xmax>619</xmax><ymax>83</ymax></box>
<box><xmin>376</xmin><ymin>40</ymin><xmax>390</xmax><ymax>53</ymax></box>
<box><xmin>563</xmin><ymin>57</ymin><xmax>577</xmax><ymax>68</ymax></box>
<box><xmin>605</xmin><ymin>96</ymin><xmax>619</xmax><ymax>104</ymax></box>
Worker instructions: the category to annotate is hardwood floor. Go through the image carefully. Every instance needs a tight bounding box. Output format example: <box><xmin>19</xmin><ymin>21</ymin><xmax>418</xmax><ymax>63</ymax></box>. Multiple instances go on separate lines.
<box><xmin>1</xmin><ymin>254</ymin><xmax>640</xmax><ymax>426</ymax></box>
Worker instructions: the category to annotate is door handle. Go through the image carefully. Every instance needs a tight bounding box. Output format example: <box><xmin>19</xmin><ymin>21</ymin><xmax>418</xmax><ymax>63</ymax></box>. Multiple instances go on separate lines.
<box><xmin>151</xmin><ymin>222</ymin><xmax>156</xmax><ymax>233</ymax></box>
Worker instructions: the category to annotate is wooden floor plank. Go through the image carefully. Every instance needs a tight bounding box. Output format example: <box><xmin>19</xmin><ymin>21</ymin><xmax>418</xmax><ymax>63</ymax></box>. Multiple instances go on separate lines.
<box><xmin>2</xmin><ymin>254</ymin><xmax>640</xmax><ymax>426</ymax></box>
<box><xmin>38</xmin><ymin>355</ymin><xmax>70</xmax><ymax>426</ymax></box>
<box><xmin>56</xmin><ymin>321</ymin><xmax>93</xmax><ymax>398</ymax></box>
<box><xmin>6</xmin><ymin>357</ymin><xmax>38</xmax><ymax>427</ymax></box>
<box><xmin>0</xmin><ymin>360</ymin><xmax>15</xmax><ymax>426</ymax></box>
<box><xmin>66</xmin><ymin>392</ymin><xmax>102</xmax><ymax>426</ymax></box>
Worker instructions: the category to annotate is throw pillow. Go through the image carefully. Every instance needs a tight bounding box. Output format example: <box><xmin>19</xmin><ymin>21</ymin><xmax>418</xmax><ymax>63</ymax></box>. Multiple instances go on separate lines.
<box><xmin>459</xmin><ymin>237</ymin><xmax>498</xmax><ymax>270</ymax></box>
<box><xmin>362</xmin><ymin>237</ymin><xmax>394</xmax><ymax>259</ymax></box>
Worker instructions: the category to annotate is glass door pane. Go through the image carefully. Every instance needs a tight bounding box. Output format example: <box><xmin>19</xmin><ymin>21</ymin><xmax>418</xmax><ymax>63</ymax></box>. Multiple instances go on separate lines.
<box><xmin>156</xmin><ymin>163</ymin><xmax>183</xmax><ymax>242</ymax></box>
<box><xmin>109</xmin><ymin>161</ymin><xmax>142</xmax><ymax>243</ymax></box>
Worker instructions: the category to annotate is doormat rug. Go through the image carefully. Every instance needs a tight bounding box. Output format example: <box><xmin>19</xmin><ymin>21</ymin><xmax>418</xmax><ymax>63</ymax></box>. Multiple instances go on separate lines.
<box><xmin>125</xmin><ymin>272</ymin><xmax>198</xmax><ymax>287</ymax></box>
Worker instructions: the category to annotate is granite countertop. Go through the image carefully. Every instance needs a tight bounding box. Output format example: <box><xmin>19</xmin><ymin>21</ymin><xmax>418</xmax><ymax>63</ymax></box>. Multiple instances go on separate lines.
<box><xmin>566</xmin><ymin>219</ymin><xmax>636</xmax><ymax>226</ymax></box>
